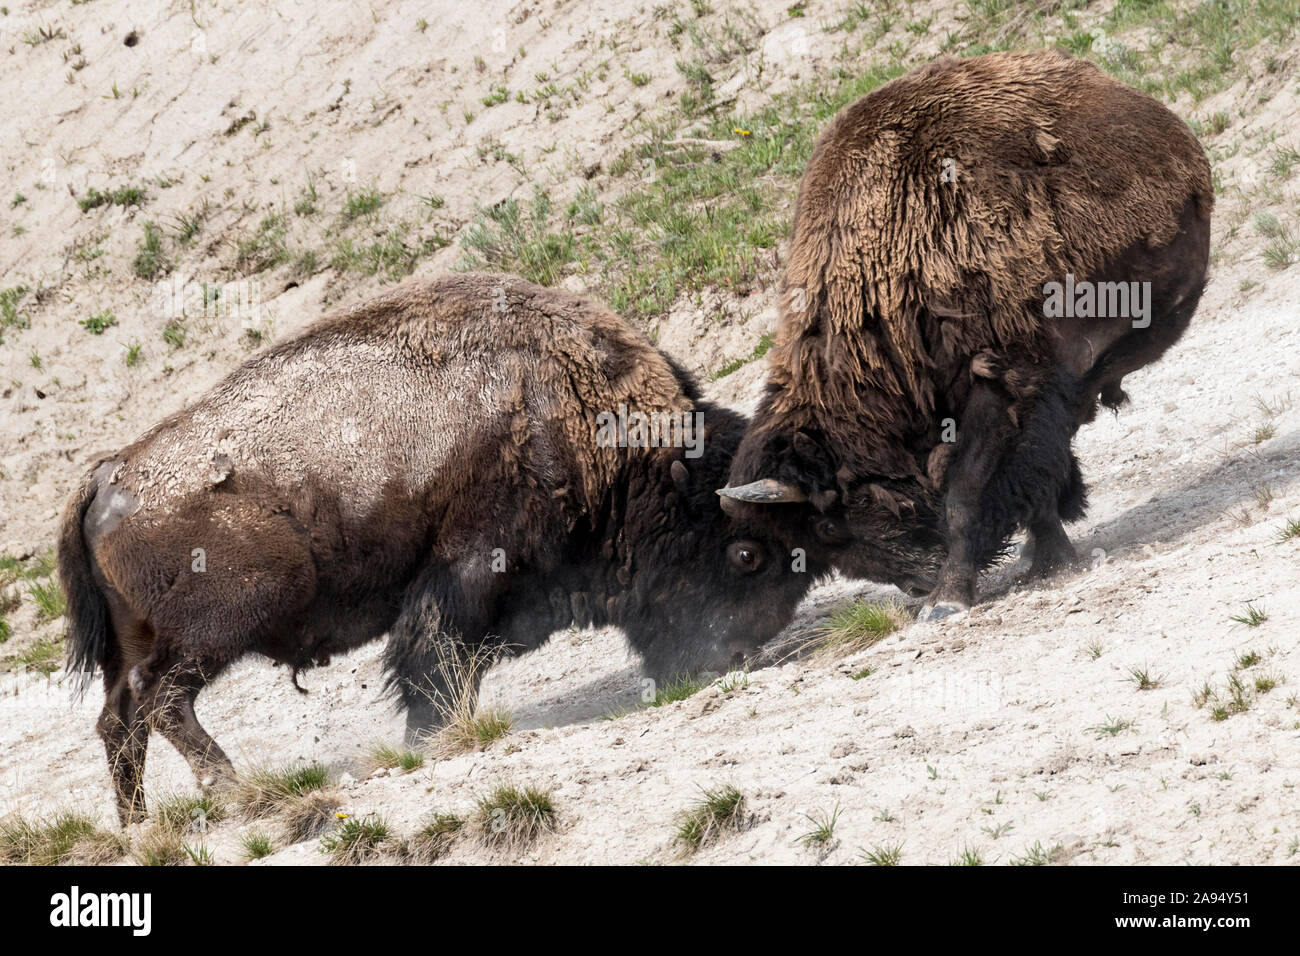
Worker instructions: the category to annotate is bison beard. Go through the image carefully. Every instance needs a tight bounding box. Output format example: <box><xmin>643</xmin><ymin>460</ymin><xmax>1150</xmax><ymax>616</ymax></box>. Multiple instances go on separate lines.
<box><xmin>721</xmin><ymin>48</ymin><xmax>1212</xmax><ymax>617</ymax></box>
<box><xmin>58</xmin><ymin>274</ymin><xmax>824</xmax><ymax>825</ymax></box>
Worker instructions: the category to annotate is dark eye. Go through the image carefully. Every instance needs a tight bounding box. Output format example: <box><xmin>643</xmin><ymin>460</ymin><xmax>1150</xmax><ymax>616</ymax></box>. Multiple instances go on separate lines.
<box><xmin>727</xmin><ymin>540</ymin><xmax>764</xmax><ymax>573</ymax></box>
<box><xmin>813</xmin><ymin>517</ymin><xmax>846</xmax><ymax>543</ymax></box>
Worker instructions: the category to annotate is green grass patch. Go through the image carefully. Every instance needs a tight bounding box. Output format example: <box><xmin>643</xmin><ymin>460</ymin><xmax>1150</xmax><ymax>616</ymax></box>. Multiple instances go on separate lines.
<box><xmin>650</xmin><ymin>673</ymin><xmax>707</xmax><ymax>707</ymax></box>
<box><xmin>233</xmin><ymin>762</ymin><xmax>331</xmax><ymax>817</ymax></box>
<box><xmin>234</xmin><ymin>212</ymin><xmax>289</xmax><ymax>274</ymax></box>
<box><xmin>320</xmin><ymin>813</ymin><xmax>390</xmax><ymax>864</ymax></box>
<box><xmin>366</xmin><ymin>744</ymin><xmax>426</xmax><ymax>774</ymax></box>
<box><xmin>241</xmin><ymin>831</ymin><xmax>274</xmax><ymax>861</ymax></box>
<box><xmin>0</xmin><ymin>811</ymin><xmax>125</xmax><ymax>865</ymax></box>
<box><xmin>14</xmin><ymin>637</ymin><xmax>62</xmax><ymax>675</ymax></box>
<box><xmin>675</xmin><ymin>784</ymin><xmax>746</xmax><ymax>853</ymax></box>
<box><xmin>474</xmin><ymin>784</ymin><xmax>557</xmax><ymax>848</ymax></box>
<box><xmin>406</xmin><ymin>812</ymin><xmax>466</xmax><ymax>862</ymax></box>
<box><xmin>153</xmin><ymin>792</ymin><xmax>226</xmax><ymax>832</ymax></box>
<box><xmin>77</xmin><ymin>184</ymin><xmax>148</xmax><ymax>213</ymax></box>
<box><xmin>862</xmin><ymin>841</ymin><xmax>904</xmax><ymax>865</ymax></box>
<box><xmin>80</xmin><ymin>310</ymin><xmax>116</xmax><ymax>335</ymax></box>
<box><xmin>816</xmin><ymin>599</ymin><xmax>908</xmax><ymax>656</ymax></box>
<box><xmin>132</xmin><ymin>221</ymin><xmax>168</xmax><ymax>279</ymax></box>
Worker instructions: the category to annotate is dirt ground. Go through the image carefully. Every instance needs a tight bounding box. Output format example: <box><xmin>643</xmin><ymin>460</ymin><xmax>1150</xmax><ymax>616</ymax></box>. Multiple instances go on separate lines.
<box><xmin>1</xmin><ymin>0</ymin><xmax>1298</xmax><ymax>864</ymax></box>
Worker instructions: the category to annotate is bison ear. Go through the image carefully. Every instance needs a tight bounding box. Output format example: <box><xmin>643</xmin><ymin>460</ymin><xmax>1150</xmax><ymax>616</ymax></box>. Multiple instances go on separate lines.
<box><xmin>792</xmin><ymin>430</ymin><xmax>832</xmax><ymax>470</ymax></box>
<box><xmin>867</xmin><ymin>483</ymin><xmax>913</xmax><ymax>518</ymax></box>
<box><xmin>670</xmin><ymin>459</ymin><xmax>690</xmax><ymax>492</ymax></box>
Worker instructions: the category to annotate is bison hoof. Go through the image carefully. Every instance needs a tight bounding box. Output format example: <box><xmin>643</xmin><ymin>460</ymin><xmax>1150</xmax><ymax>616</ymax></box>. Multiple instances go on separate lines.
<box><xmin>918</xmin><ymin>601</ymin><xmax>968</xmax><ymax>623</ymax></box>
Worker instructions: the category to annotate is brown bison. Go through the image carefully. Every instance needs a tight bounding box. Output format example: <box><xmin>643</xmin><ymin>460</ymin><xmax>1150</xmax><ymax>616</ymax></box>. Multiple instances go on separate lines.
<box><xmin>719</xmin><ymin>49</ymin><xmax>1212</xmax><ymax>618</ymax></box>
<box><xmin>58</xmin><ymin>273</ymin><xmax>824</xmax><ymax>824</ymax></box>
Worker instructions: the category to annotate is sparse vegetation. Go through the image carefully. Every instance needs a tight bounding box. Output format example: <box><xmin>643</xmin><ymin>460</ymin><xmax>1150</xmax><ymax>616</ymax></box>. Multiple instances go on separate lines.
<box><xmin>474</xmin><ymin>785</ymin><xmax>557</xmax><ymax>848</ymax></box>
<box><xmin>366</xmin><ymin>743</ymin><xmax>426</xmax><ymax>774</ymax></box>
<box><xmin>337</xmin><ymin>185</ymin><xmax>387</xmax><ymax>224</ymax></box>
<box><xmin>233</xmin><ymin>762</ymin><xmax>331</xmax><ymax>817</ymax></box>
<box><xmin>329</xmin><ymin>223</ymin><xmax>447</xmax><ymax>280</ymax></box>
<box><xmin>1229</xmin><ymin>603</ymin><xmax>1268</xmax><ymax>628</ymax></box>
<box><xmin>675</xmin><ymin>784</ymin><xmax>746</xmax><ymax>853</ymax></box>
<box><xmin>861</xmin><ymin>841</ymin><xmax>903</xmax><ymax>865</ymax></box>
<box><xmin>240</xmin><ymin>831</ymin><xmax>274</xmax><ymax>861</ymax></box>
<box><xmin>1011</xmin><ymin>840</ymin><xmax>1063</xmax><ymax>866</ymax></box>
<box><xmin>1129</xmin><ymin>666</ymin><xmax>1164</xmax><ymax>691</ymax></box>
<box><xmin>460</xmin><ymin>186</ymin><xmax>577</xmax><ymax>287</ymax></box>
<box><xmin>234</xmin><ymin>211</ymin><xmax>289</xmax><ymax>274</ymax></box>
<box><xmin>815</xmin><ymin>599</ymin><xmax>908</xmax><ymax>656</ymax></box>
<box><xmin>1088</xmin><ymin>715</ymin><xmax>1136</xmax><ymax>739</ymax></box>
<box><xmin>710</xmin><ymin>331</ymin><xmax>773</xmax><ymax>380</ymax></box>
<box><xmin>162</xmin><ymin>319</ymin><xmax>187</xmax><ymax>349</ymax></box>
<box><xmin>797</xmin><ymin>803</ymin><xmax>841</xmax><ymax>850</ymax></box>
<box><xmin>405</xmin><ymin>812</ymin><xmax>466</xmax><ymax>862</ymax></box>
<box><xmin>153</xmin><ymin>792</ymin><xmax>226</xmax><ymax>833</ymax></box>
<box><xmin>1194</xmin><ymin>648</ymin><xmax>1283</xmax><ymax>722</ymax></box>
<box><xmin>0</xmin><ymin>811</ymin><xmax>125</xmax><ymax>865</ymax></box>
<box><xmin>951</xmin><ymin>845</ymin><xmax>986</xmax><ymax>866</ymax></box>
<box><xmin>132</xmin><ymin>221</ymin><xmax>168</xmax><ymax>279</ymax></box>
<box><xmin>14</xmin><ymin>637</ymin><xmax>62</xmax><ymax>675</ymax></box>
<box><xmin>78</xmin><ymin>184</ymin><xmax>147</xmax><ymax>213</ymax></box>
<box><xmin>320</xmin><ymin>813</ymin><xmax>390</xmax><ymax>864</ymax></box>
<box><xmin>651</xmin><ymin>673</ymin><xmax>707</xmax><ymax>706</ymax></box>
<box><xmin>80</xmin><ymin>310</ymin><xmax>116</xmax><ymax>335</ymax></box>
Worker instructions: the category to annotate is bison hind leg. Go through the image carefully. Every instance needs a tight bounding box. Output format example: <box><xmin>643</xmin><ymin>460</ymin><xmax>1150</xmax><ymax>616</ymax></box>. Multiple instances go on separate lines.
<box><xmin>99</xmin><ymin>671</ymin><xmax>150</xmax><ymax>827</ymax></box>
<box><xmin>143</xmin><ymin>659</ymin><xmax>236</xmax><ymax>792</ymax></box>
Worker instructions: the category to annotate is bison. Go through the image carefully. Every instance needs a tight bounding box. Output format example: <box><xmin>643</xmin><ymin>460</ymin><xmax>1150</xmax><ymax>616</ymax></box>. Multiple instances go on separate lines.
<box><xmin>58</xmin><ymin>273</ymin><xmax>824</xmax><ymax>825</ymax></box>
<box><xmin>719</xmin><ymin>49</ymin><xmax>1212</xmax><ymax>619</ymax></box>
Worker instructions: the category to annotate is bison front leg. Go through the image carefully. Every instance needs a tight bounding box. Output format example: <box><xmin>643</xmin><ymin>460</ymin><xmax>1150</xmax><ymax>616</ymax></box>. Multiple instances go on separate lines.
<box><xmin>384</xmin><ymin>558</ymin><xmax>506</xmax><ymax>747</ymax></box>
<box><xmin>919</xmin><ymin>382</ymin><xmax>1019</xmax><ymax>621</ymax></box>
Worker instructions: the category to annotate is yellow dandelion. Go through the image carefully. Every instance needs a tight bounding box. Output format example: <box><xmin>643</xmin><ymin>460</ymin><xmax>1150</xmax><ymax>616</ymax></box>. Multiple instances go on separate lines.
<box><xmin>733</xmin><ymin>128</ymin><xmax>751</xmax><ymax>137</ymax></box>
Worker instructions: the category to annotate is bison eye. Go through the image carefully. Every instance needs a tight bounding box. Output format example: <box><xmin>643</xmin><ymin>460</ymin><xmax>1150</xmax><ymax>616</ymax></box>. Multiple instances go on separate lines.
<box><xmin>727</xmin><ymin>540</ymin><xmax>764</xmax><ymax>573</ymax></box>
<box><xmin>813</xmin><ymin>517</ymin><xmax>847</xmax><ymax>543</ymax></box>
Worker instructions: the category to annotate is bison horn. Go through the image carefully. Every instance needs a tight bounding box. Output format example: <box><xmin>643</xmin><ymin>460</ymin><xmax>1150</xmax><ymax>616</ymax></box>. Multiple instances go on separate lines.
<box><xmin>716</xmin><ymin>479</ymin><xmax>808</xmax><ymax>504</ymax></box>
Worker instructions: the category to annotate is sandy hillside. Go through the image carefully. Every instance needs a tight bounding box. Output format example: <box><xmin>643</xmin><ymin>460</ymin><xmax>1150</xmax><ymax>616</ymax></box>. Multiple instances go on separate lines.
<box><xmin>1</xmin><ymin>0</ymin><xmax>1299</xmax><ymax>865</ymax></box>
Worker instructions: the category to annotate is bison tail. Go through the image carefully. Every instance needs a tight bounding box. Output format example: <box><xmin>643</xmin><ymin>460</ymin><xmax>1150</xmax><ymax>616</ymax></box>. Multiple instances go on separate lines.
<box><xmin>57</xmin><ymin>470</ymin><xmax>110</xmax><ymax>698</ymax></box>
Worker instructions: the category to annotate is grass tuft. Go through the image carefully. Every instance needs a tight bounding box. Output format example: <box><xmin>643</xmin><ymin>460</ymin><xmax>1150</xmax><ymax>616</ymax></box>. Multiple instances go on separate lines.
<box><xmin>814</xmin><ymin>599</ymin><xmax>908</xmax><ymax>656</ymax></box>
<box><xmin>861</xmin><ymin>841</ymin><xmax>903</xmax><ymax>865</ymax></box>
<box><xmin>366</xmin><ymin>743</ymin><xmax>426</xmax><ymax>774</ymax></box>
<box><xmin>674</xmin><ymin>784</ymin><xmax>746</xmax><ymax>853</ymax></box>
<box><xmin>233</xmin><ymin>762</ymin><xmax>330</xmax><ymax>817</ymax></box>
<box><xmin>406</xmin><ymin>812</ymin><xmax>466</xmax><ymax>862</ymax></box>
<box><xmin>474</xmin><ymin>785</ymin><xmax>557</xmax><ymax>849</ymax></box>
<box><xmin>320</xmin><ymin>813</ymin><xmax>390</xmax><ymax>864</ymax></box>
<box><xmin>0</xmin><ymin>811</ymin><xmax>126</xmax><ymax>865</ymax></box>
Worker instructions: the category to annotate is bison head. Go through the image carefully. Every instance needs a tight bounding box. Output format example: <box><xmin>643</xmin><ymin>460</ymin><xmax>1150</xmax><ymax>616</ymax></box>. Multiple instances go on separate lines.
<box><xmin>717</xmin><ymin>428</ymin><xmax>946</xmax><ymax>598</ymax></box>
<box><xmin>616</xmin><ymin>407</ymin><xmax>831</xmax><ymax>684</ymax></box>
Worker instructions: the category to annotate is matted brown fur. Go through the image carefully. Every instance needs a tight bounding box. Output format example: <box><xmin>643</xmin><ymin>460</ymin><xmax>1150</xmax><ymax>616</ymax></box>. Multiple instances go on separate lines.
<box><xmin>743</xmin><ymin>48</ymin><xmax>1213</xmax><ymax>484</ymax></box>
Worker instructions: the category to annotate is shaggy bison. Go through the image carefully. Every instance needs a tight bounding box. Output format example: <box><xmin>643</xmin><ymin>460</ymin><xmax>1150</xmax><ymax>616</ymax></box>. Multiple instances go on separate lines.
<box><xmin>720</xmin><ymin>49</ymin><xmax>1212</xmax><ymax>619</ymax></box>
<box><xmin>59</xmin><ymin>273</ymin><xmax>823</xmax><ymax>824</ymax></box>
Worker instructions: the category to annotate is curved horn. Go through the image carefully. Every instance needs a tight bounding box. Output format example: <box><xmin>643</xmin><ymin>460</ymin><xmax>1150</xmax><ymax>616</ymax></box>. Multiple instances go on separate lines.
<box><xmin>716</xmin><ymin>479</ymin><xmax>808</xmax><ymax>504</ymax></box>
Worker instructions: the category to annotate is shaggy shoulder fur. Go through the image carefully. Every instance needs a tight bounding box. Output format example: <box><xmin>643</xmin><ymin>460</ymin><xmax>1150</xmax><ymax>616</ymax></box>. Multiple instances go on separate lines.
<box><xmin>743</xmin><ymin>48</ymin><xmax>1213</xmax><ymax>483</ymax></box>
